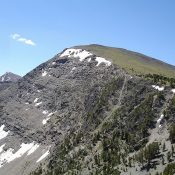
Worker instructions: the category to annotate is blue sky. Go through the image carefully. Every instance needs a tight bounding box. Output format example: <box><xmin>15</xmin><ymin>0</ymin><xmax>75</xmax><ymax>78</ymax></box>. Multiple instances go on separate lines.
<box><xmin>0</xmin><ymin>0</ymin><xmax>175</xmax><ymax>76</ymax></box>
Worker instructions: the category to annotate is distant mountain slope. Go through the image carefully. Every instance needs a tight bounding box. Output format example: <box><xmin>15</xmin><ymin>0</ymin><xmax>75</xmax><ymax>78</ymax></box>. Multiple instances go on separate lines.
<box><xmin>75</xmin><ymin>44</ymin><xmax>175</xmax><ymax>78</ymax></box>
<box><xmin>0</xmin><ymin>72</ymin><xmax>21</xmax><ymax>83</ymax></box>
<box><xmin>0</xmin><ymin>72</ymin><xmax>21</xmax><ymax>91</ymax></box>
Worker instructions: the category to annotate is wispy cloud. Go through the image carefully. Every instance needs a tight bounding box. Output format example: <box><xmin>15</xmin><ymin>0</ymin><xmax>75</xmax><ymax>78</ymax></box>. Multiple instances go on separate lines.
<box><xmin>11</xmin><ymin>33</ymin><xmax>20</xmax><ymax>40</ymax></box>
<box><xmin>11</xmin><ymin>33</ymin><xmax>36</xmax><ymax>46</ymax></box>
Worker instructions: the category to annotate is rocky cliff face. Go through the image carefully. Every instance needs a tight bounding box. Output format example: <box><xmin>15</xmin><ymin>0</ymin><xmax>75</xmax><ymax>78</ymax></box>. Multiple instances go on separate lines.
<box><xmin>0</xmin><ymin>46</ymin><xmax>175</xmax><ymax>175</ymax></box>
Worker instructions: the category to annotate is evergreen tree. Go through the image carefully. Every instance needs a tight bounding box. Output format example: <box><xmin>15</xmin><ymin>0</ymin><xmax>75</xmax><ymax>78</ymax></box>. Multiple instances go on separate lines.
<box><xmin>167</xmin><ymin>151</ymin><xmax>171</xmax><ymax>163</ymax></box>
<box><xmin>163</xmin><ymin>142</ymin><xmax>166</xmax><ymax>152</ymax></box>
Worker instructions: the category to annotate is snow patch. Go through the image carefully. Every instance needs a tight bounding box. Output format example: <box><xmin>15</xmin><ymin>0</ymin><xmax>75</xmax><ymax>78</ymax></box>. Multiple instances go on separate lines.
<box><xmin>48</xmin><ymin>112</ymin><xmax>53</xmax><ymax>117</ymax></box>
<box><xmin>42</xmin><ymin>71</ymin><xmax>47</xmax><ymax>77</ymax></box>
<box><xmin>0</xmin><ymin>144</ymin><xmax>5</xmax><ymax>154</ymax></box>
<box><xmin>42</xmin><ymin>118</ymin><xmax>50</xmax><ymax>125</ymax></box>
<box><xmin>42</xmin><ymin>110</ymin><xmax>48</xmax><ymax>115</ymax></box>
<box><xmin>52</xmin><ymin>62</ymin><xmax>56</xmax><ymax>65</ymax></box>
<box><xmin>42</xmin><ymin>112</ymin><xmax>55</xmax><ymax>125</ymax></box>
<box><xmin>60</xmin><ymin>49</ymin><xmax>92</xmax><ymax>62</ymax></box>
<box><xmin>34</xmin><ymin>98</ymin><xmax>39</xmax><ymax>103</ymax></box>
<box><xmin>27</xmin><ymin>144</ymin><xmax>40</xmax><ymax>156</ymax></box>
<box><xmin>70</xmin><ymin>67</ymin><xmax>76</xmax><ymax>73</ymax></box>
<box><xmin>6</xmin><ymin>77</ymin><xmax>11</xmax><ymax>81</ymax></box>
<box><xmin>25</xmin><ymin>102</ymin><xmax>29</xmax><ymax>105</ymax></box>
<box><xmin>35</xmin><ymin>102</ymin><xmax>42</xmax><ymax>107</ymax></box>
<box><xmin>152</xmin><ymin>85</ymin><xmax>164</xmax><ymax>91</ymax></box>
<box><xmin>36</xmin><ymin>149</ymin><xmax>50</xmax><ymax>162</ymax></box>
<box><xmin>60</xmin><ymin>48</ymin><xmax>112</xmax><ymax>67</ymax></box>
<box><xmin>87</xmin><ymin>58</ymin><xmax>91</xmax><ymax>62</ymax></box>
<box><xmin>95</xmin><ymin>57</ymin><xmax>111</xmax><ymax>66</ymax></box>
<box><xmin>0</xmin><ymin>125</ymin><xmax>9</xmax><ymax>140</ymax></box>
<box><xmin>172</xmin><ymin>89</ymin><xmax>175</xmax><ymax>93</ymax></box>
<box><xmin>157</xmin><ymin>114</ymin><xmax>164</xmax><ymax>123</ymax></box>
<box><xmin>0</xmin><ymin>142</ymin><xmax>37</xmax><ymax>167</ymax></box>
<box><xmin>34</xmin><ymin>98</ymin><xmax>42</xmax><ymax>106</ymax></box>
<box><xmin>72</xmin><ymin>67</ymin><xmax>76</xmax><ymax>71</ymax></box>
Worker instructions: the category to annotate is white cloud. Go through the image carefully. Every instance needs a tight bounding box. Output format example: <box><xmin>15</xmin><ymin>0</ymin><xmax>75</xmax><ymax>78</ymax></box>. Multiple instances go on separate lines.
<box><xmin>24</xmin><ymin>39</ymin><xmax>36</xmax><ymax>46</ymax></box>
<box><xmin>11</xmin><ymin>33</ymin><xmax>36</xmax><ymax>46</ymax></box>
<box><xmin>11</xmin><ymin>33</ymin><xmax>20</xmax><ymax>40</ymax></box>
<box><xmin>18</xmin><ymin>37</ymin><xmax>26</xmax><ymax>42</ymax></box>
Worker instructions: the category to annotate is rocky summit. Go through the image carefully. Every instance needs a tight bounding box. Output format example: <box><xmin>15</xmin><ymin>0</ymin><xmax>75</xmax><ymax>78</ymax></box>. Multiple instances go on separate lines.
<box><xmin>0</xmin><ymin>45</ymin><xmax>175</xmax><ymax>175</ymax></box>
<box><xmin>0</xmin><ymin>72</ymin><xmax>21</xmax><ymax>92</ymax></box>
<box><xmin>0</xmin><ymin>72</ymin><xmax>21</xmax><ymax>83</ymax></box>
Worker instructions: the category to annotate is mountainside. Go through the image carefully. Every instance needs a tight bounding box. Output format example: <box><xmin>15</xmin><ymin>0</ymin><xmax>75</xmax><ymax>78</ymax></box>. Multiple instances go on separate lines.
<box><xmin>0</xmin><ymin>72</ymin><xmax>21</xmax><ymax>83</ymax></box>
<box><xmin>0</xmin><ymin>45</ymin><xmax>175</xmax><ymax>175</ymax></box>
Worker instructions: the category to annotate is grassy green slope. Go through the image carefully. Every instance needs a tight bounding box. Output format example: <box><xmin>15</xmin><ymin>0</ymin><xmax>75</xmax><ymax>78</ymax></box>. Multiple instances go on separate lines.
<box><xmin>75</xmin><ymin>44</ymin><xmax>175</xmax><ymax>78</ymax></box>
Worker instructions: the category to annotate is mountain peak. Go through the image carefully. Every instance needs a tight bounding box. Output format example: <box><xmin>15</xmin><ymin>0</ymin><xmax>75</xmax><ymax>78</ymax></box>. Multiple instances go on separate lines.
<box><xmin>0</xmin><ymin>72</ymin><xmax>21</xmax><ymax>83</ymax></box>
